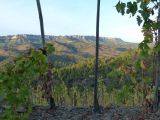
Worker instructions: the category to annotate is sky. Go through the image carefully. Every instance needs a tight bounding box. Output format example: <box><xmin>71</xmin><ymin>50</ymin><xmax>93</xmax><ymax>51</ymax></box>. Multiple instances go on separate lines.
<box><xmin>0</xmin><ymin>0</ymin><xmax>144</xmax><ymax>43</ymax></box>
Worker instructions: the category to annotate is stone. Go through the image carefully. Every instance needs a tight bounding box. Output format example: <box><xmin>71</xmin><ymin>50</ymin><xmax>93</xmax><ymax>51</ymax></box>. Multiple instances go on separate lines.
<box><xmin>0</xmin><ymin>107</ymin><xmax>4</xmax><ymax>116</ymax></box>
<box><xmin>16</xmin><ymin>106</ymin><xmax>27</xmax><ymax>113</ymax></box>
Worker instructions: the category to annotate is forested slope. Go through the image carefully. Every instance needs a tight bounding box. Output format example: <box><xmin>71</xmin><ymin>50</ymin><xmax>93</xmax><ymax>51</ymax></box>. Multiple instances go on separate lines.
<box><xmin>0</xmin><ymin>34</ymin><xmax>138</xmax><ymax>63</ymax></box>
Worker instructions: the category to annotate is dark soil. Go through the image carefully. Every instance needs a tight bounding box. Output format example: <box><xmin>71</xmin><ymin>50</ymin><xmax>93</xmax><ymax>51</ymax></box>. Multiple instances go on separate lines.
<box><xmin>29</xmin><ymin>106</ymin><xmax>160</xmax><ymax>120</ymax></box>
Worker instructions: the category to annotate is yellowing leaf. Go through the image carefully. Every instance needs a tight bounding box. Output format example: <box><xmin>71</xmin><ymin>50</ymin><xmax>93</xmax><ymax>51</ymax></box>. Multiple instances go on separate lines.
<box><xmin>144</xmin><ymin>0</ymin><xmax>150</xmax><ymax>4</ymax></box>
<box><xmin>140</xmin><ymin>60</ymin><xmax>146</xmax><ymax>70</ymax></box>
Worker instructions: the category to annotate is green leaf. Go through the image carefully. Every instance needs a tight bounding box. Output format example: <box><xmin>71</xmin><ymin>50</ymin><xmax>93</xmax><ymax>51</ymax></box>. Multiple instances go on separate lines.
<box><xmin>45</xmin><ymin>43</ymin><xmax>55</xmax><ymax>54</ymax></box>
<box><xmin>152</xmin><ymin>22</ymin><xmax>160</xmax><ymax>30</ymax></box>
<box><xmin>136</xmin><ymin>0</ymin><xmax>141</xmax><ymax>3</ymax></box>
<box><xmin>126</xmin><ymin>2</ymin><xmax>138</xmax><ymax>16</ymax></box>
<box><xmin>138</xmin><ymin>40</ymin><xmax>150</xmax><ymax>57</ymax></box>
<box><xmin>155</xmin><ymin>43</ymin><xmax>160</xmax><ymax>52</ymax></box>
<box><xmin>144</xmin><ymin>76</ymin><xmax>151</xmax><ymax>84</ymax></box>
<box><xmin>137</xmin><ymin>15</ymin><xmax>143</xmax><ymax>26</ymax></box>
<box><xmin>139</xmin><ymin>8</ymin><xmax>150</xmax><ymax>20</ymax></box>
<box><xmin>116</xmin><ymin>1</ymin><xmax>126</xmax><ymax>15</ymax></box>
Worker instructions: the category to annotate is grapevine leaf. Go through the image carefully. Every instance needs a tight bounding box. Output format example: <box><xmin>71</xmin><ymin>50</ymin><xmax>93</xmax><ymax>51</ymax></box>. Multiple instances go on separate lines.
<box><xmin>126</xmin><ymin>2</ymin><xmax>138</xmax><ymax>16</ymax></box>
<box><xmin>116</xmin><ymin>1</ymin><xmax>126</xmax><ymax>15</ymax></box>
<box><xmin>137</xmin><ymin>15</ymin><xmax>143</xmax><ymax>26</ymax></box>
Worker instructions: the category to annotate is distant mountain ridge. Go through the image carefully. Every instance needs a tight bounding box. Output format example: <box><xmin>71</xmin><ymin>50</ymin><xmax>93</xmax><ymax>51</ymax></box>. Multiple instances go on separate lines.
<box><xmin>0</xmin><ymin>34</ymin><xmax>137</xmax><ymax>45</ymax></box>
<box><xmin>0</xmin><ymin>34</ymin><xmax>138</xmax><ymax>62</ymax></box>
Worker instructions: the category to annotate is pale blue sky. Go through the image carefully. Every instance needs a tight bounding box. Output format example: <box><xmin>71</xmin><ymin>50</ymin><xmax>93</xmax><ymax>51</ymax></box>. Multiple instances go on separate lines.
<box><xmin>0</xmin><ymin>0</ymin><xmax>143</xmax><ymax>42</ymax></box>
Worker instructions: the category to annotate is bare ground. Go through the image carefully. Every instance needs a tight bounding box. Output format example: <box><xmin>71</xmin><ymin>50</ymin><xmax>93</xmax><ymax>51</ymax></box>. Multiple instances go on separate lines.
<box><xmin>29</xmin><ymin>106</ymin><xmax>160</xmax><ymax>120</ymax></box>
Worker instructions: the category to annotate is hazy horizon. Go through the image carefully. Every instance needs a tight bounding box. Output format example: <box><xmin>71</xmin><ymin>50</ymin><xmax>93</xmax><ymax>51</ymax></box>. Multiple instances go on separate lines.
<box><xmin>0</xmin><ymin>0</ymin><xmax>144</xmax><ymax>43</ymax></box>
<box><xmin>0</xmin><ymin>34</ymin><xmax>140</xmax><ymax>44</ymax></box>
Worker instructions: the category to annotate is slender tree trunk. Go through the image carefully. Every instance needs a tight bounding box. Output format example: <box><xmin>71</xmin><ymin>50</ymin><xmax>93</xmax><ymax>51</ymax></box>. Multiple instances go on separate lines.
<box><xmin>36</xmin><ymin>0</ymin><xmax>45</xmax><ymax>48</ymax></box>
<box><xmin>94</xmin><ymin>0</ymin><xmax>101</xmax><ymax>113</ymax></box>
<box><xmin>49</xmin><ymin>97</ymin><xmax>56</xmax><ymax>109</ymax></box>
<box><xmin>36</xmin><ymin>0</ymin><xmax>56</xmax><ymax>110</ymax></box>
<box><xmin>153</xmin><ymin>52</ymin><xmax>159</xmax><ymax>111</ymax></box>
<box><xmin>49</xmin><ymin>64</ymin><xmax>56</xmax><ymax>109</ymax></box>
<box><xmin>153</xmin><ymin>3</ymin><xmax>160</xmax><ymax>112</ymax></box>
<box><xmin>157</xmin><ymin>3</ymin><xmax>160</xmax><ymax>110</ymax></box>
<box><xmin>142</xmin><ymin>68</ymin><xmax>144</xmax><ymax>103</ymax></box>
<box><xmin>152</xmin><ymin>52</ymin><xmax>156</xmax><ymax>86</ymax></box>
<box><xmin>73</xmin><ymin>92</ymin><xmax>77</xmax><ymax>107</ymax></box>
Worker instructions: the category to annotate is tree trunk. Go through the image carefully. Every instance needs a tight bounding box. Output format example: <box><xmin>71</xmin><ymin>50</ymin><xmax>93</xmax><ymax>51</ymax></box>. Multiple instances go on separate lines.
<box><xmin>73</xmin><ymin>92</ymin><xmax>77</xmax><ymax>107</ymax></box>
<box><xmin>142</xmin><ymin>68</ymin><xmax>144</xmax><ymax>102</ymax></box>
<box><xmin>153</xmin><ymin>4</ymin><xmax>160</xmax><ymax>112</ymax></box>
<box><xmin>48</xmin><ymin>65</ymin><xmax>56</xmax><ymax>109</ymax></box>
<box><xmin>36</xmin><ymin>0</ymin><xmax>56</xmax><ymax>110</ymax></box>
<box><xmin>49</xmin><ymin>96</ymin><xmax>56</xmax><ymax>109</ymax></box>
<box><xmin>36</xmin><ymin>0</ymin><xmax>45</xmax><ymax>48</ymax></box>
<box><xmin>153</xmin><ymin>53</ymin><xmax>159</xmax><ymax>112</ymax></box>
<box><xmin>93</xmin><ymin>0</ymin><xmax>101</xmax><ymax>113</ymax></box>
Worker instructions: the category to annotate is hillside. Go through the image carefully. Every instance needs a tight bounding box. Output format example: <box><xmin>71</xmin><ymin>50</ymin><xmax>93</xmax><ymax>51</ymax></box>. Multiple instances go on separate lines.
<box><xmin>0</xmin><ymin>34</ymin><xmax>138</xmax><ymax>62</ymax></box>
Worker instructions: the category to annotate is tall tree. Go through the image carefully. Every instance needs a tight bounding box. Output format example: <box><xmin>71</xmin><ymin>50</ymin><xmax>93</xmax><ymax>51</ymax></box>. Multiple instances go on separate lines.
<box><xmin>36</xmin><ymin>0</ymin><xmax>45</xmax><ymax>48</ymax></box>
<box><xmin>36</xmin><ymin>0</ymin><xmax>56</xmax><ymax>109</ymax></box>
<box><xmin>94</xmin><ymin>0</ymin><xmax>101</xmax><ymax>112</ymax></box>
